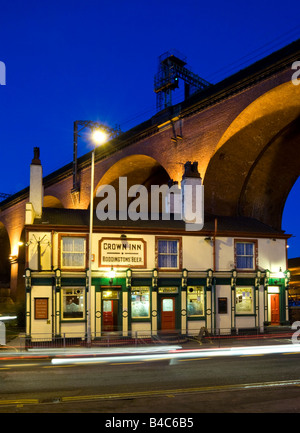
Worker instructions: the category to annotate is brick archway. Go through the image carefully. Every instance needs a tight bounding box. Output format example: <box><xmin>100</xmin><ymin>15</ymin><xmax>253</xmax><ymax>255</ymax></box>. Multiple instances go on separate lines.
<box><xmin>204</xmin><ymin>81</ymin><xmax>300</xmax><ymax>229</ymax></box>
<box><xmin>92</xmin><ymin>154</ymin><xmax>171</xmax><ymax>210</ymax></box>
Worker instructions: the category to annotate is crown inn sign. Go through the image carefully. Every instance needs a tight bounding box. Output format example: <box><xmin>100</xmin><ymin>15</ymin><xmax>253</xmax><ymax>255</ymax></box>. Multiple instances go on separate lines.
<box><xmin>99</xmin><ymin>238</ymin><xmax>146</xmax><ymax>268</ymax></box>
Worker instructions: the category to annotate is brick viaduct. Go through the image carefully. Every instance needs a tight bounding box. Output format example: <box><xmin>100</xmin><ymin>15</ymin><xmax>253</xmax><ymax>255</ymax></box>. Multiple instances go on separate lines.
<box><xmin>1</xmin><ymin>39</ymin><xmax>300</xmax><ymax>302</ymax></box>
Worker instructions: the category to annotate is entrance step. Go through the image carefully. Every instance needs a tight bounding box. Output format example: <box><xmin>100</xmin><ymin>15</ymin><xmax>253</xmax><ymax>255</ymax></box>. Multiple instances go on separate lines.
<box><xmin>264</xmin><ymin>325</ymin><xmax>291</xmax><ymax>334</ymax></box>
<box><xmin>156</xmin><ymin>331</ymin><xmax>186</xmax><ymax>344</ymax></box>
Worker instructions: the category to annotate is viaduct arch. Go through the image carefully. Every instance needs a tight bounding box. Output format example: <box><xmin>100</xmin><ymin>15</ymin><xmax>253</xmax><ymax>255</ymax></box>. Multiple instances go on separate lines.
<box><xmin>204</xmin><ymin>80</ymin><xmax>300</xmax><ymax>229</ymax></box>
<box><xmin>0</xmin><ymin>39</ymin><xmax>299</xmax><ymax>302</ymax></box>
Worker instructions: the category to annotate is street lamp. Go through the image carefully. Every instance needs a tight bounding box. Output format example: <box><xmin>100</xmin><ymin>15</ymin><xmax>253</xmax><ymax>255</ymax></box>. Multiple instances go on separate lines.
<box><xmin>71</xmin><ymin>120</ymin><xmax>121</xmax><ymax>199</ymax></box>
<box><xmin>87</xmin><ymin>128</ymin><xmax>108</xmax><ymax>346</ymax></box>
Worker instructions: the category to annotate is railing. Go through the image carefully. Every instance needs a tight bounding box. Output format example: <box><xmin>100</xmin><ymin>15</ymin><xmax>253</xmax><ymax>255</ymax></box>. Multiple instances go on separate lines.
<box><xmin>24</xmin><ymin>330</ymin><xmax>186</xmax><ymax>349</ymax></box>
<box><xmin>20</xmin><ymin>326</ymin><xmax>294</xmax><ymax>350</ymax></box>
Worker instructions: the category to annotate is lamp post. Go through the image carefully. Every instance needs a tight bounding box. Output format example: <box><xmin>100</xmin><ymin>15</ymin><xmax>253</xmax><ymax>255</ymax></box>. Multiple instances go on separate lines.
<box><xmin>87</xmin><ymin>128</ymin><xmax>108</xmax><ymax>346</ymax></box>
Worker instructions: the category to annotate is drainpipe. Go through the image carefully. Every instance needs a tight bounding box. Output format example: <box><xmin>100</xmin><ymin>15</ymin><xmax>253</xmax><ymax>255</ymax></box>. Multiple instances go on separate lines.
<box><xmin>213</xmin><ymin>217</ymin><xmax>217</xmax><ymax>272</ymax></box>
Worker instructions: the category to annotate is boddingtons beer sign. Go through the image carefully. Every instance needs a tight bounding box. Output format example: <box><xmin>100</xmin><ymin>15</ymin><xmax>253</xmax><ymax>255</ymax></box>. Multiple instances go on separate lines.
<box><xmin>99</xmin><ymin>238</ymin><xmax>146</xmax><ymax>268</ymax></box>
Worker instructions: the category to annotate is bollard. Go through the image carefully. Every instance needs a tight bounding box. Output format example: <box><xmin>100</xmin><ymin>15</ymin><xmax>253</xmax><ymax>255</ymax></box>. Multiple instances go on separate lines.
<box><xmin>0</xmin><ymin>321</ymin><xmax>6</xmax><ymax>346</ymax></box>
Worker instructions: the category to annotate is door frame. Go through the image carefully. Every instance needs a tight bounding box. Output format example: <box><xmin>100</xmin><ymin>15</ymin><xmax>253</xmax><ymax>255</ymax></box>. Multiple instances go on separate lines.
<box><xmin>267</xmin><ymin>286</ymin><xmax>281</xmax><ymax>325</ymax></box>
<box><xmin>158</xmin><ymin>295</ymin><xmax>178</xmax><ymax>331</ymax></box>
<box><xmin>101</xmin><ymin>286</ymin><xmax>122</xmax><ymax>332</ymax></box>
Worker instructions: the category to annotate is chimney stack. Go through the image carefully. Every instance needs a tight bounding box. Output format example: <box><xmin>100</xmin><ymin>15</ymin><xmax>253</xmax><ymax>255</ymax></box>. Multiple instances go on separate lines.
<box><xmin>26</xmin><ymin>148</ymin><xmax>43</xmax><ymax>223</ymax></box>
<box><xmin>181</xmin><ymin>161</ymin><xmax>204</xmax><ymax>231</ymax></box>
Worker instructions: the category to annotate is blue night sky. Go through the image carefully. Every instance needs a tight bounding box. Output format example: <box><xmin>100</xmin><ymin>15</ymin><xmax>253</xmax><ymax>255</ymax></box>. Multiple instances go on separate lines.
<box><xmin>0</xmin><ymin>0</ymin><xmax>299</xmax><ymax>257</ymax></box>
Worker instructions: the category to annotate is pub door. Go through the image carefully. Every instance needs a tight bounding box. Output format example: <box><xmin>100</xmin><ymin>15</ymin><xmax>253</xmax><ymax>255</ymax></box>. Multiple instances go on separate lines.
<box><xmin>102</xmin><ymin>299</ymin><xmax>119</xmax><ymax>332</ymax></box>
<box><xmin>161</xmin><ymin>297</ymin><xmax>176</xmax><ymax>331</ymax></box>
<box><xmin>270</xmin><ymin>294</ymin><xmax>280</xmax><ymax>325</ymax></box>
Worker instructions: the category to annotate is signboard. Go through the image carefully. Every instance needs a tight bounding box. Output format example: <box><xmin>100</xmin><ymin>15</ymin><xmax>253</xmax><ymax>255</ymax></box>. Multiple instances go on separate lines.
<box><xmin>99</xmin><ymin>238</ymin><xmax>146</xmax><ymax>268</ymax></box>
<box><xmin>218</xmin><ymin>297</ymin><xmax>227</xmax><ymax>314</ymax></box>
<box><xmin>34</xmin><ymin>298</ymin><xmax>48</xmax><ymax>320</ymax></box>
<box><xmin>158</xmin><ymin>287</ymin><xmax>178</xmax><ymax>294</ymax></box>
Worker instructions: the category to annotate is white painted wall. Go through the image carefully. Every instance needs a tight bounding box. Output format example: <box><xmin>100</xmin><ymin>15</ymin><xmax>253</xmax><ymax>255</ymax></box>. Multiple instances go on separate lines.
<box><xmin>28</xmin><ymin>231</ymin><xmax>288</xmax><ymax>275</ymax></box>
<box><xmin>28</xmin><ymin>231</ymin><xmax>52</xmax><ymax>270</ymax></box>
<box><xmin>30</xmin><ymin>285</ymin><xmax>52</xmax><ymax>339</ymax></box>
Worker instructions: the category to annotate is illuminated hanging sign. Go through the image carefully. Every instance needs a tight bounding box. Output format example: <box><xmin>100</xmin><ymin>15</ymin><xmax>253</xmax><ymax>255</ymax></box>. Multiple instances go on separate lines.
<box><xmin>99</xmin><ymin>238</ymin><xmax>146</xmax><ymax>268</ymax></box>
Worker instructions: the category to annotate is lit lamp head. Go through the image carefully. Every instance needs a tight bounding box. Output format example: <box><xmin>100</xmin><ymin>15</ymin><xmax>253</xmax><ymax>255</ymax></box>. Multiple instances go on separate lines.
<box><xmin>108</xmin><ymin>266</ymin><xmax>115</xmax><ymax>285</ymax></box>
<box><xmin>92</xmin><ymin>129</ymin><xmax>108</xmax><ymax>146</ymax></box>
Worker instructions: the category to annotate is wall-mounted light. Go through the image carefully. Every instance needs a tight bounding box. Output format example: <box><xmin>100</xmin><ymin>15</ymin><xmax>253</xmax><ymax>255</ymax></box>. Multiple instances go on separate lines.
<box><xmin>108</xmin><ymin>266</ymin><xmax>115</xmax><ymax>285</ymax></box>
<box><xmin>270</xmin><ymin>267</ymin><xmax>285</xmax><ymax>280</ymax></box>
<box><xmin>9</xmin><ymin>255</ymin><xmax>18</xmax><ymax>264</ymax></box>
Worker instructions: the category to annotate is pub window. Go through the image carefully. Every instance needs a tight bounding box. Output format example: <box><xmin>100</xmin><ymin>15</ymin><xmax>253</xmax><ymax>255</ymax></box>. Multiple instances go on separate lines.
<box><xmin>62</xmin><ymin>288</ymin><xmax>85</xmax><ymax>320</ymax></box>
<box><xmin>187</xmin><ymin>286</ymin><xmax>205</xmax><ymax>317</ymax></box>
<box><xmin>235</xmin><ymin>241</ymin><xmax>256</xmax><ymax>270</ymax></box>
<box><xmin>131</xmin><ymin>287</ymin><xmax>150</xmax><ymax>319</ymax></box>
<box><xmin>235</xmin><ymin>287</ymin><xmax>254</xmax><ymax>314</ymax></box>
<box><xmin>157</xmin><ymin>238</ymin><xmax>180</xmax><ymax>269</ymax></box>
<box><xmin>61</xmin><ymin>236</ymin><xmax>86</xmax><ymax>269</ymax></box>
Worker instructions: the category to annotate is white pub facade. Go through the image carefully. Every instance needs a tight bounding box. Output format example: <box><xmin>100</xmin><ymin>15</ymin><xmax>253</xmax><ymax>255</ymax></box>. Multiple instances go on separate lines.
<box><xmin>25</xmin><ymin>210</ymin><xmax>290</xmax><ymax>341</ymax></box>
<box><xmin>23</xmin><ymin>154</ymin><xmax>291</xmax><ymax>342</ymax></box>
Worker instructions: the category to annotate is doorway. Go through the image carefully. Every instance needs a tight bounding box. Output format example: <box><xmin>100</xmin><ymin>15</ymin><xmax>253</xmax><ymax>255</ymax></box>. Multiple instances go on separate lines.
<box><xmin>101</xmin><ymin>288</ymin><xmax>120</xmax><ymax>332</ymax></box>
<box><xmin>270</xmin><ymin>293</ymin><xmax>280</xmax><ymax>325</ymax></box>
<box><xmin>268</xmin><ymin>286</ymin><xmax>281</xmax><ymax>325</ymax></box>
<box><xmin>161</xmin><ymin>297</ymin><xmax>176</xmax><ymax>331</ymax></box>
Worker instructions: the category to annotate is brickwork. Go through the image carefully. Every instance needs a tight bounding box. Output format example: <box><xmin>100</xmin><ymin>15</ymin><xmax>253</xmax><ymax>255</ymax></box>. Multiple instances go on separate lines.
<box><xmin>0</xmin><ymin>45</ymin><xmax>299</xmax><ymax>301</ymax></box>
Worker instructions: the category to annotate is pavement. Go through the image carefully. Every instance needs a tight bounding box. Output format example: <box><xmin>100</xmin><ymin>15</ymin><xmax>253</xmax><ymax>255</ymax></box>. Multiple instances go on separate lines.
<box><xmin>0</xmin><ymin>330</ymin><xmax>297</xmax><ymax>360</ymax></box>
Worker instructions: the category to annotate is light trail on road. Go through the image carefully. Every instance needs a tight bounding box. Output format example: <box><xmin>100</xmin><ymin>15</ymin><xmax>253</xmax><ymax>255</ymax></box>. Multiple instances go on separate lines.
<box><xmin>51</xmin><ymin>343</ymin><xmax>300</xmax><ymax>366</ymax></box>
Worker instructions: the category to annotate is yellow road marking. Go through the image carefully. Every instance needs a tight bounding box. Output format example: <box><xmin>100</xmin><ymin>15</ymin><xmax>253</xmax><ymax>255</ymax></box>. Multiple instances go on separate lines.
<box><xmin>0</xmin><ymin>399</ymin><xmax>39</xmax><ymax>405</ymax></box>
<box><xmin>179</xmin><ymin>357</ymin><xmax>211</xmax><ymax>362</ymax></box>
<box><xmin>61</xmin><ymin>381</ymin><xmax>294</xmax><ymax>403</ymax></box>
<box><xmin>43</xmin><ymin>364</ymin><xmax>75</xmax><ymax>368</ymax></box>
<box><xmin>3</xmin><ymin>363</ymin><xmax>39</xmax><ymax>368</ymax></box>
<box><xmin>240</xmin><ymin>354</ymin><xmax>264</xmax><ymax>357</ymax></box>
<box><xmin>143</xmin><ymin>357</ymin><xmax>171</xmax><ymax>362</ymax></box>
<box><xmin>1</xmin><ymin>379</ymin><xmax>300</xmax><ymax>407</ymax></box>
<box><xmin>110</xmin><ymin>362</ymin><xmax>143</xmax><ymax>365</ymax></box>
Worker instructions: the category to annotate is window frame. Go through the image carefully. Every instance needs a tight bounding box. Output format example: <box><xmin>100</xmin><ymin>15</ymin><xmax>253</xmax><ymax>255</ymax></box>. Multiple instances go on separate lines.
<box><xmin>130</xmin><ymin>286</ymin><xmax>151</xmax><ymax>320</ymax></box>
<box><xmin>235</xmin><ymin>286</ymin><xmax>255</xmax><ymax>316</ymax></box>
<box><xmin>58</xmin><ymin>234</ymin><xmax>88</xmax><ymax>271</ymax></box>
<box><xmin>155</xmin><ymin>237</ymin><xmax>182</xmax><ymax>271</ymax></box>
<box><xmin>234</xmin><ymin>239</ymin><xmax>258</xmax><ymax>271</ymax></box>
<box><xmin>187</xmin><ymin>286</ymin><xmax>205</xmax><ymax>318</ymax></box>
<box><xmin>61</xmin><ymin>287</ymin><xmax>86</xmax><ymax>321</ymax></box>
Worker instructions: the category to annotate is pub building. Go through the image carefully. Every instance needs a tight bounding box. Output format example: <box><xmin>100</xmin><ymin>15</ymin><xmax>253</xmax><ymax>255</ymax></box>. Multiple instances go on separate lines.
<box><xmin>24</xmin><ymin>156</ymin><xmax>291</xmax><ymax>342</ymax></box>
